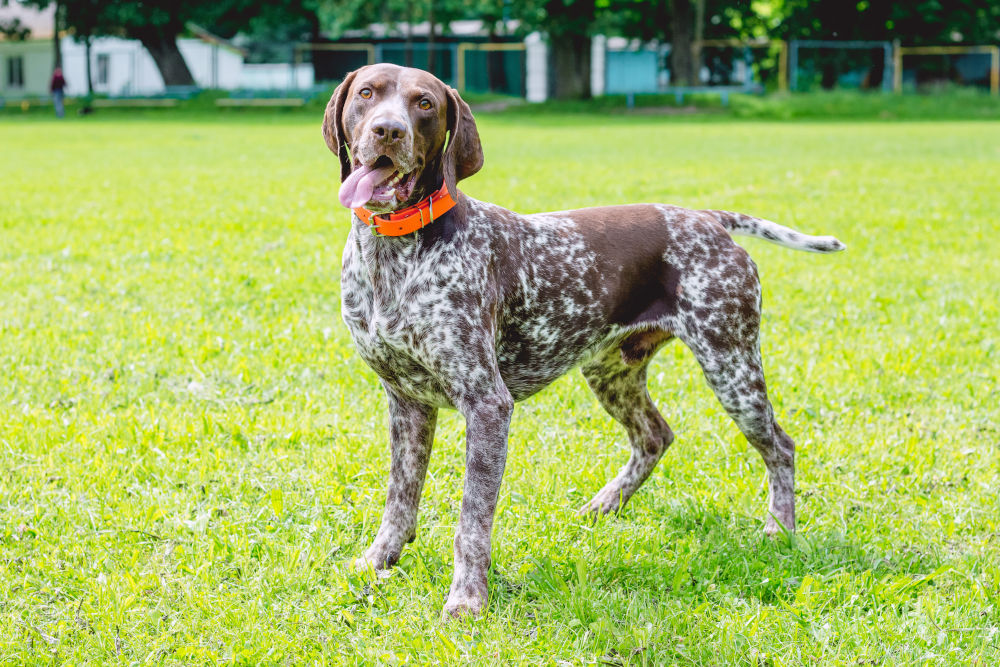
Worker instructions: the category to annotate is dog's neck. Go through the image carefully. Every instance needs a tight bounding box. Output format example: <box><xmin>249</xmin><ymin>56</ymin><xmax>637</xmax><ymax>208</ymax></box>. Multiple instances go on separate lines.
<box><xmin>349</xmin><ymin>202</ymin><xmax>464</xmax><ymax>315</ymax></box>
<box><xmin>349</xmin><ymin>192</ymin><xmax>465</xmax><ymax>289</ymax></box>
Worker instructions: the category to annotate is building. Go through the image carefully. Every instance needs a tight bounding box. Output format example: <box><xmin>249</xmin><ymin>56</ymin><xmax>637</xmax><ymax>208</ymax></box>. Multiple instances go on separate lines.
<box><xmin>0</xmin><ymin>1</ymin><xmax>57</xmax><ymax>98</ymax></box>
<box><xmin>0</xmin><ymin>3</ymin><xmax>275</xmax><ymax>100</ymax></box>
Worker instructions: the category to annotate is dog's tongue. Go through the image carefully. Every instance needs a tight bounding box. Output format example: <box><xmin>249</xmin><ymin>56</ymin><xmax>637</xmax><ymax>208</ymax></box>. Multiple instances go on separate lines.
<box><xmin>338</xmin><ymin>164</ymin><xmax>396</xmax><ymax>209</ymax></box>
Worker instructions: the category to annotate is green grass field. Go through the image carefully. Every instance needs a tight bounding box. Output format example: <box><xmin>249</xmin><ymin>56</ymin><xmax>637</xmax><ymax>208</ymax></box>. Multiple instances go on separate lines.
<box><xmin>2</xmin><ymin>111</ymin><xmax>998</xmax><ymax>664</ymax></box>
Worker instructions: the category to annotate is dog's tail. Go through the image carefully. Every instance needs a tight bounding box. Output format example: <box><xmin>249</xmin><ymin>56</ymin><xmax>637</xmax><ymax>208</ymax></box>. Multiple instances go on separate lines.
<box><xmin>706</xmin><ymin>210</ymin><xmax>846</xmax><ymax>254</ymax></box>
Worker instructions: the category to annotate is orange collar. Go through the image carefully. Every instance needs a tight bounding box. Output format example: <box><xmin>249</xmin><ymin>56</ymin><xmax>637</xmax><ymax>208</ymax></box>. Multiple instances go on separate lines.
<box><xmin>353</xmin><ymin>183</ymin><xmax>456</xmax><ymax>237</ymax></box>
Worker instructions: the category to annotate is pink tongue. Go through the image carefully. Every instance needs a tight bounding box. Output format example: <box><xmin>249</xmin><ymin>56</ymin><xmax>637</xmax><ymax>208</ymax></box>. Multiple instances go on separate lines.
<box><xmin>338</xmin><ymin>164</ymin><xmax>397</xmax><ymax>209</ymax></box>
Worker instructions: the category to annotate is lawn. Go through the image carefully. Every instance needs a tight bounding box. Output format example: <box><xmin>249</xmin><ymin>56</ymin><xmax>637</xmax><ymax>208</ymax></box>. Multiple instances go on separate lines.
<box><xmin>1</xmin><ymin>110</ymin><xmax>998</xmax><ymax>664</ymax></box>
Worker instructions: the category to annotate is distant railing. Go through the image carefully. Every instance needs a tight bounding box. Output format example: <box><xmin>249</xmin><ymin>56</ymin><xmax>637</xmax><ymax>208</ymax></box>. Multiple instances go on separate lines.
<box><xmin>894</xmin><ymin>44</ymin><xmax>999</xmax><ymax>96</ymax></box>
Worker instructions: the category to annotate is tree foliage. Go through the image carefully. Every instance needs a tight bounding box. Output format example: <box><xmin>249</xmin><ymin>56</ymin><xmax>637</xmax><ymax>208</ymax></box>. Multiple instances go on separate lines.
<box><xmin>776</xmin><ymin>0</ymin><xmax>1000</xmax><ymax>44</ymax></box>
<box><xmin>10</xmin><ymin>0</ymin><xmax>997</xmax><ymax>95</ymax></box>
<box><xmin>14</xmin><ymin>0</ymin><xmax>324</xmax><ymax>86</ymax></box>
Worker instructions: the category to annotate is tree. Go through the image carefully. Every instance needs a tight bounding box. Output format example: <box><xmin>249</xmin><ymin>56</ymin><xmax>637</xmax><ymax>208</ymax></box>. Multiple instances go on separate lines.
<box><xmin>474</xmin><ymin>0</ymin><xmax>517</xmax><ymax>91</ymax></box>
<box><xmin>49</xmin><ymin>0</ymin><xmax>318</xmax><ymax>87</ymax></box>
<box><xmin>56</xmin><ymin>1</ymin><xmax>195</xmax><ymax>85</ymax></box>
<box><xmin>669</xmin><ymin>0</ymin><xmax>696</xmax><ymax>84</ymax></box>
<box><xmin>0</xmin><ymin>9</ymin><xmax>31</xmax><ymax>40</ymax></box>
<box><xmin>51</xmin><ymin>0</ymin><xmax>63</xmax><ymax>69</ymax></box>
<box><xmin>424</xmin><ymin>0</ymin><xmax>475</xmax><ymax>79</ymax></box>
<box><xmin>542</xmin><ymin>0</ymin><xmax>598</xmax><ymax>98</ymax></box>
<box><xmin>607</xmin><ymin>1</ymin><xmax>747</xmax><ymax>86</ymax></box>
<box><xmin>211</xmin><ymin>0</ymin><xmax>322</xmax><ymax>46</ymax></box>
<box><xmin>770</xmin><ymin>0</ymin><xmax>1000</xmax><ymax>89</ymax></box>
<box><xmin>489</xmin><ymin>0</ymin><xmax>599</xmax><ymax>99</ymax></box>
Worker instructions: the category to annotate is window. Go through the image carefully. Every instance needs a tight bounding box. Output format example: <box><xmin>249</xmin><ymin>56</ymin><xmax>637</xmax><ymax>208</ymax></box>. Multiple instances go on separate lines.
<box><xmin>6</xmin><ymin>55</ymin><xmax>24</xmax><ymax>88</ymax></box>
<box><xmin>96</xmin><ymin>53</ymin><xmax>110</xmax><ymax>86</ymax></box>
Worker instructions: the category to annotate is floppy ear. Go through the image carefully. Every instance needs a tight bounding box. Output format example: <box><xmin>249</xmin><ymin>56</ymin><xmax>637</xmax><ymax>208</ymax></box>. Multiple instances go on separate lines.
<box><xmin>443</xmin><ymin>87</ymin><xmax>484</xmax><ymax>196</ymax></box>
<box><xmin>322</xmin><ymin>70</ymin><xmax>359</xmax><ymax>183</ymax></box>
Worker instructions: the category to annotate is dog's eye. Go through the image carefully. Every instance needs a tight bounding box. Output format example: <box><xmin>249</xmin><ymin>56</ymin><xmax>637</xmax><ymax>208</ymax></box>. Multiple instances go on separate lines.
<box><xmin>359</xmin><ymin>88</ymin><xmax>372</xmax><ymax>99</ymax></box>
<box><xmin>418</xmin><ymin>98</ymin><xmax>432</xmax><ymax>110</ymax></box>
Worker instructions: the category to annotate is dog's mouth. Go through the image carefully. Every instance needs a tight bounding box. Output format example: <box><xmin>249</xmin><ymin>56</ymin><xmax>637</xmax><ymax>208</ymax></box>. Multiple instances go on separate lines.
<box><xmin>338</xmin><ymin>155</ymin><xmax>420</xmax><ymax>210</ymax></box>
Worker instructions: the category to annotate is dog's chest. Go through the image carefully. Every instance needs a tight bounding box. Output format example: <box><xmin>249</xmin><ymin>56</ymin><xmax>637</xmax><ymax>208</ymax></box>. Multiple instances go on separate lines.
<box><xmin>340</xmin><ymin>226</ymin><xmax>475</xmax><ymax>405</ymax></box>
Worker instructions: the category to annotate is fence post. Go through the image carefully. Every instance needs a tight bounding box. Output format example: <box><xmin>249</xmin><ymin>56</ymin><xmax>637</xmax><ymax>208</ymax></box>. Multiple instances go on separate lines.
<box><xmin>591</xmin><ymin>35</ymin><xmax>606</xmax><ymax>97</ymax></box>
<box><xmin>776</xmin><ymin>40</ymin><xmax>788</xmax><ymax>92</ymax></box>
<box><xmin>456</xmin><ymin>43</ymin><xmax>471</xmax><ymax>93</ymax></box>
<box><xmin>891</xmin><ymin>40</ymin><xmax>903</xmax><ymax>93</ymax></box>
<box><xmin>451</xmin><ymin>43</ymin><xmax>459</xmax><ymax>89</ymax></box>
<box><xmin>881</xmin><ymin>41</ymin><xmax>892</xmax><ymax>92</ymax></box>
<box><xmin>524</xmin><ymin>32</ymin><xmax>548</xmax><ymax>102</ymax></box>
<box><xmin>991</xmin><ymin>45</ymin><xmax>999</xmax><ymax>97</ymax></box>
<box><xmin>742</xmin><ymin>45</ymin><xmax>751</xmax><ymax>91</ymax></box>
<box><xmin>788</xmin><ymin>40</ymin><xmax>798</xmax><ymax>92</ymax></box>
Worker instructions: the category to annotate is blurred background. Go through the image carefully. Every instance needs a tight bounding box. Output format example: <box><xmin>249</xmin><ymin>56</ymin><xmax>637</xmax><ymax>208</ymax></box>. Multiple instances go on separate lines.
<box><xmin>1</xmin><ymin>0</ymin><xmax>998</xmax><ymax>108</ymax></box>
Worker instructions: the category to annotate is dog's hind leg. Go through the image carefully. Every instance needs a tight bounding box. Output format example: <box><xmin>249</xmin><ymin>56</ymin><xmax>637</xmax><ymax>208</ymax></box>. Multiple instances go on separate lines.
<box><xmin>684</xmin><ymin>336</ymin><xmax>796</xmax><ymax>536</ymax></box>
<box><xmin>674</xmin><ymin>252</ymin><xmax>796</xmax><ymax>536</ymax></box>
<box><xmin>355</xmin><ymin>384</ymin><xmax>437</xmax><ymax>572</ymax></box>
<box><xmin>578</xmin><ymin>329</ymin><xmax>675</xmax><ymax>516</ymax></box>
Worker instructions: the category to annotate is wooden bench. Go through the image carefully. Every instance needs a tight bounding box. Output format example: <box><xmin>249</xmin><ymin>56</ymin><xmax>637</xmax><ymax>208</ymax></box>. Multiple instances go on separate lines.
<box><xmin>162</xmin><ymin>85</ymin><xmax>202</xmax><ymax>100</ymax></box>
<box><xmin>215</xmin><ymin>98</ymin><xmax>306</xmax><ymax>107</ymax></box>
<box><xmin>91</xmin><ymin>98</ymin><xmax>179</xmax><ymax>108</ymax></box>
<box><xmin>625</xmin><ymin>84</ymin><xmax>764</xmax><ymax>108</ymax></box>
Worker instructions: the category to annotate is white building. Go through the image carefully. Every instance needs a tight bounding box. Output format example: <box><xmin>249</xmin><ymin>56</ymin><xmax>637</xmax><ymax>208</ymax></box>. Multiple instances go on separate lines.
<box><xmin>0</xmin><ymin>3</ymin><xmax>301</xmax><ymax>100</ymax></box>
<box><xmin>0</xmin><ymin>1</ymin><xmax>55</xmax><ymax>97</ymax></box>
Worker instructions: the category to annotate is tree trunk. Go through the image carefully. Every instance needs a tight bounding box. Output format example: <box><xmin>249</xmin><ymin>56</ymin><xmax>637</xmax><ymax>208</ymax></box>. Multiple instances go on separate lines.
<box><xmin>550</xmin><ymin>33</ymin><xmax>591</xmax><ymax>100</ymax></box>
<box><xmin>134</xmin><ymin>26</ymin><xmax>195</xmax><ymax>87</ymax></box>
<box><xmin>543</xmin><ymin>0</ymin><xmax>595</xmax><ymax>100</ymax></box>
<box><xmin>487</xmin><ymin>27</ymin><xmax>508</xmax><ymax>94</ymax></box>
<box><xmin>52</xmin><ymin>1</ymin><xmax>63</xmax><ymax>69</ymax></box>
<box><xmin>692</xmin><ymin>0</ymin><xmax>704</xmax><ymax>82</ymax></box>
<box><xmin>669</xmin><ymin>0</ymin><xmax>694</xmax><ymax>86</ymax></box>
<box><xmin>865</xmin><ymin>56</ymin><xmax>885</xmax><ymax>90</ymax></box>
<box><xmin>405</xmin><ymin>0</ymin><xmax>414</xmax><ymax>67</ymax></box>
<box><xmin>427</xmin><ymin>1</ymin><xmax>436</xmax><ymax>75</ymax></box>
<box><xmin>84</xmin><ymin>35</ymin><xmax>93</xmax><ymax>95</ymax></box>
<box><xmin>821</xmin><ymin>62</ymin><xmax>837</xmax><ymax>89</ymax></box>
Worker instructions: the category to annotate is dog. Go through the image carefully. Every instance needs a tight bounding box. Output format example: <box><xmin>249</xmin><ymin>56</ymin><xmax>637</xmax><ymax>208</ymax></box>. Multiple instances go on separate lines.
<box><xmin>322</xmin><ymin>64</ymin><xmax>845</xmax><ymax>618</ymax></box>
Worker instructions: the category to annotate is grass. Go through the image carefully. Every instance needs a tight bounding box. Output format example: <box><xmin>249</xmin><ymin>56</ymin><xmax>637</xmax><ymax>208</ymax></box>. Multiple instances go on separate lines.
<box><xmin>5</xmin><ymin>88</ymin><xmax>1000</xmax><ymax>121</ymax></box>
<box><xmin>492</xmin><ymin>88</ymin><xmax>1000</xmax><ymax>120</ymax></box>
<box><xmin>1</xmin><ymin>110</ymin><xmax>998</xmax><ymax>664</ymax></box>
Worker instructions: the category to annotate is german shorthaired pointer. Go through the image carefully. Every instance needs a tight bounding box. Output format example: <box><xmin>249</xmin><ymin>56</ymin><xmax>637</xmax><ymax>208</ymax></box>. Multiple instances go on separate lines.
<box><xmin>322</xmin><ymin>64</ymin><xmax>845</xmax><ymax>618</ymax></box>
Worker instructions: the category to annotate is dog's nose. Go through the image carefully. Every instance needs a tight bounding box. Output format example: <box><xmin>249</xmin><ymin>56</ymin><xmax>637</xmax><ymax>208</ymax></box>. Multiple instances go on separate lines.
<box><xmin>371</xmin><ymin>117</ymin><xmax>407</xmax><ymax>143</ymax></box>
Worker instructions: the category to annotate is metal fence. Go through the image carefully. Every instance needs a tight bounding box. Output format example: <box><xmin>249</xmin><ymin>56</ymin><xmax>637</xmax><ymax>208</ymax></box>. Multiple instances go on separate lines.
<box><xmin>787</xmin><ymin>40</ymin><xmax>999</xmax><ymax>95</ymax></box>
<box><xmin>788</xmin><ymin>40</ymin><xmax>894</xmax><ymax>92</ymax></box>
<box><xmin>894</xmin><ymin>45</ymin><xmax>999</xmax><ymax>95</ymax></box>
<box><xmin>603</xmin><ymin>39</ymin><xmax>787</xmax><ymax>103</ymax></box>
<box><xmin>293</xmin><ymin>41</ymin><xmax>525</xmax><ymax>97</ymax></box>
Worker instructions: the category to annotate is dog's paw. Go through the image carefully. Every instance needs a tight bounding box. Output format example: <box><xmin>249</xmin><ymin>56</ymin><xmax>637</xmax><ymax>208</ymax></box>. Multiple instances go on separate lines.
<box><xmin>763</xmin><ymin>515</ymin><xmax>794</xmax><ymax>538</ymax></box>
<box><xmin>353</xmin><ymin>547</ymin><xmax>398</xmax><ymax>576</ymax></box>
<box><xmin>442</xmin><ymin>593</ymin><xmax>486</xmax><ymax>620</ymax></box>
<box><xmin>577</xmin><ymin>486</ymin><xmax>626</xmax><ymax>517</ymax></box>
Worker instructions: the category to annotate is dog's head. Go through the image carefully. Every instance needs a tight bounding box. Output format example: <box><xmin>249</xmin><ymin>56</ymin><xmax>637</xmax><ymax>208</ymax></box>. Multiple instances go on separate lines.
<box><xmin>322</xmin><ymin>64</ymin><xmax>484</xmax><ymax>214</ymax></box>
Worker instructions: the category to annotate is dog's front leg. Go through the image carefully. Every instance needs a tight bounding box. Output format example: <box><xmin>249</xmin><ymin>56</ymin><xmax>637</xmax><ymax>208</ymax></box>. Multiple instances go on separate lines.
<box><xmin>355</xmin><ymin>385</ymin><xmax>437</xmax><ymax>573</ymax></box>
<box><xmin>443</xmin><ymin>387</ymin><xmax>513</xmax><ymax>618</ymax></box>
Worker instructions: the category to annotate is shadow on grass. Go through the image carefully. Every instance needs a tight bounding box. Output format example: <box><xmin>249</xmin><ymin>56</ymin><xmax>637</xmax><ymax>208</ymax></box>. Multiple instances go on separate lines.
<box><xmin>500</xmin><ymin>506</ymin><xmax>941</xmax><ymax>613</ymax></box>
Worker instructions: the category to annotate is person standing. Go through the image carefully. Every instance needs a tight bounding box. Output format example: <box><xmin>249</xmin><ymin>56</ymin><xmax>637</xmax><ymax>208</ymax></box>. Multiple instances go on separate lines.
<box><xmin>50</xmin><ymin>67</ymin><xmax>67</xmax><ymax>118</ymax></box>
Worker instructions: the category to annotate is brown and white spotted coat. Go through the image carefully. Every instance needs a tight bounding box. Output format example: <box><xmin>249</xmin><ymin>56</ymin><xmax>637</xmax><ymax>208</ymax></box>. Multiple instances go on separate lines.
<box><xmin>322</xmin><ymin>64</ymin><xmax>845</xmax><ymax>618</ymax></box>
